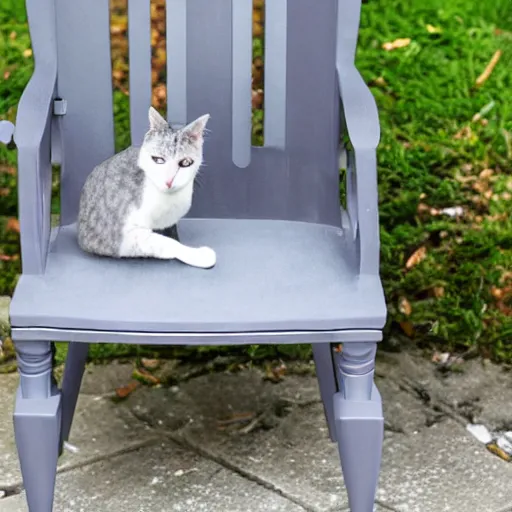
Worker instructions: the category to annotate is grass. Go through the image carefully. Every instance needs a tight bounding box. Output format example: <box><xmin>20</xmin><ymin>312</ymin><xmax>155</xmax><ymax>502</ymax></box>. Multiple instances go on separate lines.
<box><xmin>357</xmin><ymin>0</ymin><xmax>512</xmax><ymax>360</ymax></box>
<box><xmin>0</xmin><ymin>0</ymin><xmax>511</xmax><ymax>363</ymax></box>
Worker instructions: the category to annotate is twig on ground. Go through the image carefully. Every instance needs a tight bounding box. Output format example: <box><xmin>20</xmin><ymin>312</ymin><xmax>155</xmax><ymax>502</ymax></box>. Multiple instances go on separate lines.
<box><xmin>475</xmin><ymin>50</ymin><xmax>502</xmax><ymax>88</ymax></box>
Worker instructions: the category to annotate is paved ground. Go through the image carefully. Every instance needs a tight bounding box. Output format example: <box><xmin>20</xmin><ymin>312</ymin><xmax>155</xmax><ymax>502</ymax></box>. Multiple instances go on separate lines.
<box><xmin>1</xmin><ymin>347</ymin><xmax>512</xmax><ymax>512</ymax></box>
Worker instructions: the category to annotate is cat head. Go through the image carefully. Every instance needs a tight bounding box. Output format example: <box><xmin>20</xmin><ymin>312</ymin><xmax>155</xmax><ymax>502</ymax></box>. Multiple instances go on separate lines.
<box><xmin>138</xmin><ymin>107</ymin><xmax>209</xmax><ymax>192</ymax></box>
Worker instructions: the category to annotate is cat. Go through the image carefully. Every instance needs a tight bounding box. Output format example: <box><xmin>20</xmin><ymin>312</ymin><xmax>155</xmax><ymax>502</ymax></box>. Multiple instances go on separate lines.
<box><xmin>77</xmin><ymin>107</ymin><xmax>216</xmax><ymax>269</ymax></box>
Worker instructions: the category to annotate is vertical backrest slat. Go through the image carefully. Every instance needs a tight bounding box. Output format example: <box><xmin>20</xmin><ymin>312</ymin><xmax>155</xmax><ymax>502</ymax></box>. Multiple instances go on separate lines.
<box><xmin>231</xmin><ymin>0</ymin><xmax>253</xmax><ymax>168</ymax></box>
<box><xmin>128</xmin><ymin>0</ymin><xmax>152</xmax><ymax>145</ymax></box>
<box><xmin>187</xmin><ymin>0</ymin><xmax>233</xmax><ymax>158</ymax></box>
<box><xmin>166</xmin><ymin>0</ymin><xmax>187</xmax><ymax>126</ymax></box>
<box><xmin>55</xmin><ymin>0</ymin><xmax>115</xmax><ymax>225</ymax></box>
<box><xmin>264</xmin><ymin>0</ymin><xmax>287</xmax><ymax>149</ymax></box>
<box><xmin>283</xmin><ymin>0</ymin><xmax>340</xmax><ymax>224</ymax></box>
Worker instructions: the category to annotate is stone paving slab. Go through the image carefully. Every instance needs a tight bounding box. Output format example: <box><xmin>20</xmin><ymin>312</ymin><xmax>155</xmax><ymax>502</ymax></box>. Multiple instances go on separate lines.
<box><xmin>0</xmin><ymin>372</ymin><xmax>158</xmax><ymax>488</ymax></box>
<box><xmin>2</xmin><ymin>350</ymin><xmax>512</xmax><ymax>512</ymax></box>
<box><xmin>1</xmin><ymin>440</ymin><xmax>307</xmax><ymax>512</ymax></box>
<box><xmin>0</xmin><ymin>373</ymin><xmax>19</xmax><ymax>488</ymax></box>
<box><xmin>124</xmin><ymin>363</ymin><xmax>512</xmax><ymax>512</ymax></box>
<box><xmin>378</xmin><ymin>420</ymin><xmax>512</xmax><ymax>512</ymax></box>
<box><xmin>125</xmin><ymin>369</ymin><xmax>345</xmax><ymax>511</ymax></box>
<box><xmin>376</xmin><ymin>352</ymin><xmax>512</xmax><ymax>429</ymax></box>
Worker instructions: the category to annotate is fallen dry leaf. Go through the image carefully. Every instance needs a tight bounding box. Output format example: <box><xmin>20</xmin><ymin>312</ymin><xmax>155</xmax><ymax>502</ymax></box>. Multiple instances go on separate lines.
<box><xmin>406</xmin><ymin>246</ymin><xmax>427</xmax><ymax>269</ymax></box>
<box><xmin>491</xmin><ymin>286</ymin><xmax>508</xmax><ymax>300</ymax></box>
<box><xmin>500</xmin><ymin>271</ymin><xmax>512</xmax><ymax>284</ymax></box>
<box><xmin>475</xmin><ymin>50</ymin><xmax>502</xmax><ymax>88</ymax></box>
<box><xmin>487</xmin><ymin>213</ymin><xmax>507</xmax><ymax>222</ymax></box>
<box><xmin>0</xmin><ymin>165</ymin><xmax>16</xmax><ymax>175</ymax></box>
<box><xmin>487</xmin><ymin>442</ymin><xmax>512</xmax><ymax>462</ymax></box>
<box><xmin>433</xmin><ymin>286</ymin><xmax>445</xmax><ymax>298</ymax></box>
<box><xmin>264</xmin><ymin>361</ymin><xmax>287</xmax><ymax>383</ymax></box>
<box><xmin>417</xmin><ymin>202</ymin><xmax>430</xmax><ymax>214</ymax></box>
<box><xmin>9</xmin><ymin>31</ymin><xmax>16</xmax><ymax>40</ymax></box>
<box><xmin>472</xmin><ymin>180</ymin><xmax>489</xmax><ymax>194</ymax></box>
<box><xmin>115</xmin><ymin>380</ymin><xmax>139</xmax><ymax>399</ymax></box>
<box><xmin>252</xmin><ymin>89</ymin><xmax>263</xmax><ymax>109</ymax></box>
<box><xmin>382</xmin><ymin>38</ymin><xmax>411</xmax><ymax>51</ymax></box>
<box><xmin>133</xmin><ymin>368</ymin><xmax>160</xmax><ymax>385</ymax></box>
<box><xmin>399</xmin><ymin>321</ymin><xmax>415</xmax><ymax>338</ymax></box>
<box><xmin>141</xmin><ymin>358</ymin><xmax>160</xmax><ymax>370</ymax></box>
<box><xmin>6</xmin><ymin>218</ymin><xmax>20</xmax><ymax>233</ymax></box>
<box><xmin>398</xmin><ymin>297</ymin><xmax>412</xmax><ymax>316</ymax></box>
<box><xmin>479</xmin><ymin>168</ymin><xmax>494</xmax><ymax>180</ymax></box>
<box><xmin>372</xmin><ymin>76</ymin><xmax>387</xmax><ymax>87</ymax></box>
<box><xmin>453</xmin><ymin>125</ymin><xmax>472</xmax><ymax>140</ymax></box>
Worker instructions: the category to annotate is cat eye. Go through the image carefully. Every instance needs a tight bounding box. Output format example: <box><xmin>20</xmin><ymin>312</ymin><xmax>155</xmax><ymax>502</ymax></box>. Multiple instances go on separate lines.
<box><xmin>178</xmin><ymin>158</ymin><xmax>194</xmax><ymax>168</ymax></box>
<box><xmin>151</xmin><ymin>156</ymin><xmax>165</xmax><ymax>164</ymax></box>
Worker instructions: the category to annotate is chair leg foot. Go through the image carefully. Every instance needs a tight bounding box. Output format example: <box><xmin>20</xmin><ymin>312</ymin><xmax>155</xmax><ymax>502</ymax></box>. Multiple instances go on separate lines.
<box><xmin>14</xmin><ymin>341</ymin><xmax>61</xmax><ymax>512</ymax></box>
<box><xmin>60</xmin><ymin>342</ymin><xmax>89</xmax><ymax>451</ymax></box>
<box><xmin>333</xmin><ymin>342</ymin><xmax>383</xmax><ymax>512</ymax></box>
<box><xmin>312</xmin><ymin>343</ymin><xmax>337</xmax><ymax>441</ymax></box>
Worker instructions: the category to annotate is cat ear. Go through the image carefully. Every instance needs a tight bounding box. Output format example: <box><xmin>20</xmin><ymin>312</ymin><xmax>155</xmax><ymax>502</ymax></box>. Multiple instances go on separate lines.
<box><xmin>182</xmin><ymin>114</ymin><xmax>210</xmax><ymax>143</ymax></box>
<box><xmin>148</xmin><ymin>106</ymin><xmax>169</xmax><ymax>131</ymax></box>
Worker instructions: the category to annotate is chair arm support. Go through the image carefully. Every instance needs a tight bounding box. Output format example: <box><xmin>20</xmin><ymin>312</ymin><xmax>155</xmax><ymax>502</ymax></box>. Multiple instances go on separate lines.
<box><xmin>14</xmin><ymin>68</ymin><xmax>57</xmax><ymax>275</ymax></box>
<box><xmin>336</xmin><ymin>0</ymin><xmax>381</xmax><ymax>276</ymax></box>
<box><xmin>337</xmin><ymin>66</ymin><xmax>381</xmax><ymax>277</ymax></box>
<box><xmin>12</xmin><ymin>0</ymin><xmax>59</xmax><ymax>275</ymax></box>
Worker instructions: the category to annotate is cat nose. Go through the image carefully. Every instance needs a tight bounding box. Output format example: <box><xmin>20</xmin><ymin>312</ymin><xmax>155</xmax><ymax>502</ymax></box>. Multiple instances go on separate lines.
<box><xmin>165</xmin><ymin>179</ymin><xmax>173</xmax><ymax>189</ymax></box>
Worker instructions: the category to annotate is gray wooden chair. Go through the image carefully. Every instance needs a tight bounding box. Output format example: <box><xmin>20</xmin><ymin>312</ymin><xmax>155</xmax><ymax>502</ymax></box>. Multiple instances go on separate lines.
<box><xmin>6</xmin><ymin>0</ymin><xmax>386</xmax><ymax>510</ymax></box>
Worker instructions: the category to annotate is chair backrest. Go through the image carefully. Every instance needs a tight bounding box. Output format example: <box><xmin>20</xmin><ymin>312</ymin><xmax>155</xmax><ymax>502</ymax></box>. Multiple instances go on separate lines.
<box><xmin>54</xmin><ymin>0</ymin><xmax>342</xmax><ymax>226</ymax></box>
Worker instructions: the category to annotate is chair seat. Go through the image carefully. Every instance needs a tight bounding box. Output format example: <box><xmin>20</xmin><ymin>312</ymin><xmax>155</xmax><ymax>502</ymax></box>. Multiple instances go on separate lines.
<box><xmin>10</xmin><ymin>219</ymin><xmax>386</xmax><ymax>333</ymax></box>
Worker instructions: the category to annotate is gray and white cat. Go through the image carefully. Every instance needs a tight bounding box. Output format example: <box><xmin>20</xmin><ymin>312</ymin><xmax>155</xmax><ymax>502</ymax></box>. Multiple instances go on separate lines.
<box><xmin>77</xmin><ymin>107</ymin><xmax>215</xmax><ymax>269</ymax></box>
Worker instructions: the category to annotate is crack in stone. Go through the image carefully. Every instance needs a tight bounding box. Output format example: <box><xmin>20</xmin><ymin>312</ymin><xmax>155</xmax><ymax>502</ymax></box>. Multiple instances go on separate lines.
<box><xmin>163</xmin><ymin>431</ymin><xmax>317</xmax><ymax>512</ymax></box>
<box><xmin>0</xmin><ymin>484</ymin><xmax>23</xmax><ymax>499</ymax></box>
<box><xmin>394</xmin><ymin>376</ymin><xmax>472</xmax><ymax>428</ymax></box>
<box><xmin>0</xmin><ymin>437</ymin><xmax>162</xmax><ymax>501</ymax></box>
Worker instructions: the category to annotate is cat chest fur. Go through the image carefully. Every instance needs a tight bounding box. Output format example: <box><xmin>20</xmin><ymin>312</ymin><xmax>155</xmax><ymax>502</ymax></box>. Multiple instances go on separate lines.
<box><xmin>129</xmin><ymin>179</ymin><xmax>194</xmax><ymax>231</ymax></box>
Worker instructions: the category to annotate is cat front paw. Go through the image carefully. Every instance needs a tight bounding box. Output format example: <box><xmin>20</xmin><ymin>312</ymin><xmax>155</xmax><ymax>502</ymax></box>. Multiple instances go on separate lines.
<box><xmin>191</xmin><ymin>246</ymin><xmax>216</xmax><ymax>269</ymax></box>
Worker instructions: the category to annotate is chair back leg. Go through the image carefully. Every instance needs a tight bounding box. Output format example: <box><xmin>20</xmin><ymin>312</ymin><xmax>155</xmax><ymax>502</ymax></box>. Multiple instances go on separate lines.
<box><xmin>60</xmin><ymin>342</ymin><xmax>89</xmax><ymax>452</ymax></box>
<box><xmin>312</xmin><ymin>343</ymin><xmax>338</xmax><ymax>441</ymax></box>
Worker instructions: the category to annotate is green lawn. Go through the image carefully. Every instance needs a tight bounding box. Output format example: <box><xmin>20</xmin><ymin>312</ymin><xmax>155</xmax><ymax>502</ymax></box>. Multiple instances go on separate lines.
<box><xmin>1</xmin><ymin>0</ymin><xmax>511</xmax><ymax>363</ymax></box>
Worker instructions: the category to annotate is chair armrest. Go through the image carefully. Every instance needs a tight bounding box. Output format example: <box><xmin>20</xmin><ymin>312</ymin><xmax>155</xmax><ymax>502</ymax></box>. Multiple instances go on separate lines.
<box><xmin>14</xmin><ymin>0</ymin><xmax>58</xmax><ymax>275</ymax></box>
<box><xmin>336</xmin><ymin>0</ymin><xmax>381</xmax><ymax>276</ymax></box>
<box><xmin>14</xmin><ymin>68</ymin><xmax>57</xmax><ymax>275</ymax></box>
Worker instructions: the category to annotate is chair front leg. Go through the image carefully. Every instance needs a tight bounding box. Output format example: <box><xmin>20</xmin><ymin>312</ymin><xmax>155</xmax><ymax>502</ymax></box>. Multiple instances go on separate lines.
<box><xmin>333</xmin><ymin>342</ymin><xmax>383</xmax><ymax>512</ymax></box>
<box><xmin>14</xmin><ymin>340</ymin><xmax>61</xmax><ymax>512</ymax></box>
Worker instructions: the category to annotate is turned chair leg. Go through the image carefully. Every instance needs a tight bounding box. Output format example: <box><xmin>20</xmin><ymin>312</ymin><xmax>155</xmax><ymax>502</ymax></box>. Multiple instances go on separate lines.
<box><xmin>60</xmin><ymin>342</ymin><xmax>89</xmax><ymax>452</ymax></box>
<box><xmin>14</xmin><ymin>340</ymin><xmax>61</xmax><ymax>512</ymax></box>
<box><xmin>312</xmin><ymin>343</ymin><xmax>337</xmax><ymax>441</ymax></box>
<box><xmin>333</xmin><ymin>342</ymin><xmax>384</xmax><ymax>512</ymax></box>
